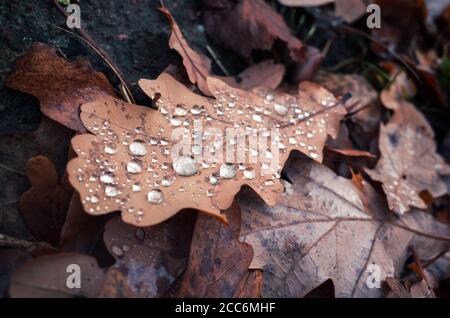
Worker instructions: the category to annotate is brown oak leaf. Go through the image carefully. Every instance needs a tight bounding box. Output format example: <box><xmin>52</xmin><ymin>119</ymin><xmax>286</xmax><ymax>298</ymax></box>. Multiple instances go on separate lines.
<box><xmin>367</xmin><ymin>66</ymin><xmax>450</xmax><ymax>215</ymax></box>
<box><xmin>67</xmin><ymin>73</ymin><xmax>345</xmax><ymax>226</ymax></box>
<box><xmin>6</xmin><ymin>43</ymin><xmax>116</xmax><ymax>132</ymax></box>
<box><xmin>19</xmin><ymin>156</ymin><xmax>73</xmax><ymax>246</ymax></box>
<box><xmin>239</xmin><ymin>158</ymin><xmax>450</xmax><ymax>297</ymax></box>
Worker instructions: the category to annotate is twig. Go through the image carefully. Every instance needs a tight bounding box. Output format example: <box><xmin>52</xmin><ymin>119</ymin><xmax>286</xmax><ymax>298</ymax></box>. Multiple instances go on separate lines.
<box><xmin>206</xmin><ymin>45</ymin><xmax>230</xmax><ymax>76</ymax></box>
<box><xmin>52</xmin><ymin>0</ymin><xmax>135</xmax><ymax>104</ymax></box>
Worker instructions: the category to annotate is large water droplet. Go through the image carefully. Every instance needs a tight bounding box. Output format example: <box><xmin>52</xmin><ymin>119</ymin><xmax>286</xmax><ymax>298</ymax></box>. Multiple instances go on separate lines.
<box><xmin>147</xmin><ymin>189</ymin><xmax>163</xmax><ymax>204</ymax></box>
<box><xmin>90</xmin><ymin>195</ymin><xmax>99</xmax><ymax>203</ymax></box>
<box><xmin>173</xmin><ymin>156</ymin><xmax>198</xmax><ymax>176</ymax></box>
<box><xmin>243</xmin><ymin>167</ymin><xmax>256</xmax><ymax>180</ymax></box>
<box><xmin>111</xmin><ymin>245</ymin><xmax>123</xmax><ymax>256</ymax></box>
<box><xmin>105</xmin><ymin>185</ymin><xmax>119</xmax><ymax>197</ymax></box>
<box><xmin>127</xmin><ymin>160</ymin><xmax>142</xmax><ymax>174</ymax></box>
<box><xmin>100</xmin><ymin>173</ymin><xmax>115</xmax><ymax>184</ymax></box>
<box><xmin>105</xmin><ymin>143</ymin><xmax>118</xmax><ymax>154</ymax></box>
<box><xmin>220</xmin><ymin>163</ymin><xmax>236</xmax><ymax>179</ymax></box>
<box><xmin>129</xmin><ymin>140</ymin><xmax>147</xmax><ymax>156</ymax></box>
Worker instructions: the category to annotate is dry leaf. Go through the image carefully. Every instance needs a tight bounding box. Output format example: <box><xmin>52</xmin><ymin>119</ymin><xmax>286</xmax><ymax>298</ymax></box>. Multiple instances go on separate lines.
<box><xmin>19</xmin><ymin>156</ymin><xmax>73</xmax><ymax>246</ymax></box>
<box><xmin>177</xmin><ymin>201</ymin><xmax>256</xmax><ymax>297</ymax></box>
<box><xmin>9</xmin><ymin>212</ymin><xmax>195</xmax><ymax>298</ymax></box>
<box><xmin>218</xmin><ymin>60</ymin><xmax>286</xmax><ymax>91</ymax></box>
<box><xmin>9</xmin><ymin>252</ymin><xmax>105</xmax><ymax>298</ymax></box>
<box><xmin>67</xmin><ymin>73</ymin><xmax>345</xmax><ymax>226</ymax></box>
<box><xmin>239</xmin><ymin>158</ymin><xmax>450</xmax><ymax>297</ymax></box>
<box><xmin>204</xmin><ymin>0</ymin><xmax>307</xmax><ymax>63</ymax></box>
<box><xmin>367</xmin><ymin>67</ymin><xmax>449</xmax><ymax>215</ymax></box>
<box><xmin>159</xmin><ymin>6</ymin><xmax>212</xmax><ymax>96</ymax></box>
<box><xmin>0</xmin><ymin>118</ymin><xmax>73</xmax><ymax>238</ymax></box>
<box><xmin>6</xmin><ymin>43</ymin><xmax>116</xmax><ymax>131</ymax></box>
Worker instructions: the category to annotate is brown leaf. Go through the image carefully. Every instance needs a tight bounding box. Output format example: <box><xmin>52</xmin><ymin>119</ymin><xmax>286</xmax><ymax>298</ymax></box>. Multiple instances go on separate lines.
<box><xmin>204</xmin><ymin>0</ymin><xmax>307</xmax><ymax>63</ymax></box>
<box><xmin>367</xmin><ymin>67</ymin><xmax>450</xmax><ymax>215</ymax></box>
<box><xmin>177</xmin><ymin>201</ymin><xmax>254</xmax><ymax>297</ymax></box>
<box><xmin>67</xmin><ymin>73</ymin><xmax>345</xmax><ymax>226</ymax></box>
<box><xmin>6</xmin><ymin>43</ymin><xmax>116</xmax><ymax>132</ymax></box>
<box><xmin>9</xmin><ymin>212</ymin><xmax>195</xmax><ymax>298</ymax></box>
<box><xmin>19</xmin><ymin>156</ymin><xmax>73</xmax><ymax>246</ymax></box>
<box><xmin>239</xmin><ymin>158</ymin><xmax>450</xmax><ymax>297</ymax></box>
<box><xmin>159</xmin><ymin>6</ymin><xmax>212</xmax><ymax>96</ymax></box>
<box><xmin>218</xmin><ymin>60</ymin><xmax>285</xmax><ymax>91</ymax></box>
<box><xmin>0</xmin><ymin>118</ymin><xmax>73</xmax><ymax>239</ymax></box>
<box><xmin>100</xmin><ymin>213</ymin><xmax>195</xmax><ymax>297</ymax></box>
<box><xmin>9</xmin><ymin>252</ymin><xmax>105</xmax><ymax>298</ymax></box>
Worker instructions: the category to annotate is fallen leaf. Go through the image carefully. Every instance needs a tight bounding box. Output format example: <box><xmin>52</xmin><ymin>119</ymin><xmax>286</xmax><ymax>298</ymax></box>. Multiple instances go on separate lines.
<box><xmin>6</xmin><ymin>43</ymin><xmax>116</xmax><ymax>131</ymax></box>
<box><xmin>159</xmin><ymin>6</ymin><xmax>212</xmax><ymax>96</ymax></box>
<box><xmin>204</xmin><ymin>0</ymin><xmax>307</xmax><ymax>63</ymax></box>
<box><xmin>218</xmin><ymin>60</ymin><xmax>286</xmax><ymax>91</ymax></box>
<box><xmin>278</xmin><ymin>0</ymin><xmax>367</xmax><ymax>23</ymax></box>
<box><xmin>239</xmin><ymin>158</ymin><xmax>450</xmax><ymax>297</ymax></box>
<box><xmin>176</xmin><ymin>201</ymin><xmax>255</xmax><ymax>297</ymax></box>
<box><xmin>367</xmin><ymin>67</ymin><xmax>450</xmax><ymax>215</ymax></box>
<box><xmin>9</xmin><ymin>212</ymin><xmax>195</xmax><ymax>298</ymax></box>
<box><xmin>0</xmin><ymin>118</ymin><xmax>73</xmax><ymax>238</ymax></box>
<box><xmin>19</xmin><ymin>156</ymin><xmax>73</xmax><ymax>246</ymax></box>
<box><xmin>67</xmin><ymin>73</ymin><xmax>345</xmax><ymax>226</ymax></box>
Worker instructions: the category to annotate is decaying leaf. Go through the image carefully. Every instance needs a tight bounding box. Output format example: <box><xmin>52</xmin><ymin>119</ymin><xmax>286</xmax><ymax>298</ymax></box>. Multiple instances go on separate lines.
<box><xmin>177</xmin><ymin>201</ymin><xmax>257</xmax><ymax>297</ymax></box>
<box><xmin>0</xmin><ymin>118</ymin><xmax>73</xmax><ymax>239</ymax></box>
<box><xmin>9</xmin><ymin>212</ymin><xmax>195</xmax><ymax>298</ymax></box>
<box><xmin>67</xmin><ymin>72</ymin><xmax>345</xmax><ymax>226</ymax></box>
<box><xmin>239</xmin><ymin>158</ymin><xmax>450</xmax><ymax>297</ymax></box>
<box><xmin>159</xmin><ymin>6</ymin><xmax>212</xmax><ymax>96</ymax></box>
<box><xmin>218</xmin><ymin>60</ymin><xmax>286</xmax><ymax>91</ymax></box>
<box><xmin>367</xmin><ymin>67</ymin><xmax>450</xmax><ymax>215</ymax></box>
<box><xmin>19</xmin><ymin>156</ymin><xmax>73</xmax><ymax>246</ymax></box>
<box><xmin>204</xmin><ymin>0</ymin><xmax>307</xmax><ymax>63</ymax></box>
<box><xmin>6</xmin><ymin>43</ymin><xmax>116</xmax><ymax>132</ymax></box>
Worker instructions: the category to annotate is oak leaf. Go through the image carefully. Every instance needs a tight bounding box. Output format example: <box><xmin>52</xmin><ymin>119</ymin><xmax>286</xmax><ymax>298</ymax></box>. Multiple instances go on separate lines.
<box><xmin>67</xmin><ymin>73</ymin><xmax>345</xmax><ymax>226</ymax></box>
<box><xmin>239</xmin><ymin>158</ymin><xmax>450</xmax><ymax>297</ymax></box>
<box><xmin>6</xmin><ymin>43</ymin><xmax>116</xmax><ymax>132</ymax></box>
<box><xmin>367</xmin><ymin>66</ymin><xmax>450</xmax><ymax>214</ymax></box>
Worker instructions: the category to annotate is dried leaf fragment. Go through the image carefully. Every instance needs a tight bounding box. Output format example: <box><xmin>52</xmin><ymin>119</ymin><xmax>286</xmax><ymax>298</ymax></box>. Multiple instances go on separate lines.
<box><xmin>6</xmin><ymin>43</ymin><xmax>116</xmax><ymax>131</ymax></box>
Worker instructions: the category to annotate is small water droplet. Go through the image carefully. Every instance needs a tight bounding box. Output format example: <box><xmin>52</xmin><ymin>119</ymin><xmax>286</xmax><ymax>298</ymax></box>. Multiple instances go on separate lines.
<box><xmin>132</xmin><ymin>182</ymin><xmax>142</xmax><ymax>192</ymax></box>
<box><xmin>209</xmin><ymin>173</ymin><xmax>220</xmax><ymax>185</ymax></box>
<box><xmin>170</xmin><ymin>118</ymin><xmax>182</xmax><ymax>127</ymax></box>
<box><xmin>191</xmin><ymin>104</ymin><xmax>204</xmax><ymax>115</ymax></box>
<box><xmin>220</xmin><ymin>163</ymin><xmax>236</xmax><ymax>179</ymax></box>
<box><xmin>288</xmin><ymin>137</ymin><xmax>297</xmax><ymax>145</ymax></box>
<box><xmin>147</xmin><ymin>189</ymin><xmax>163</xmax><ymax>204</ymax></box>
<box><xmin>310</xmin><ymin>152</ymin><xmax>319</xmax><ymax>159</ymax></box>
<box><xmin>90</xmin><ymin>195</ymin><xmax>99</xmax><ymax>203</ymax></box>
<box><xmin>129</xmin><ymin>140</ymin><xmax>147</xmax><ymax>156</ymax></box>
<box><xmin>274</xmin><ymin>103</ymin><xmax>288</xmax><ymax>116</ymax></box>
<box><xmin>127</xmin><ymin>160</ymin><xmax>142</xmax><ymax>174</ymax></box>
<box><xmin>265</xmin><ymin>94</ymin><xmax>274</xmax><ymax>101</ymax></box>
<box><xmin>252</xmin><ymin>114</ymin><xmax>263</xmax><ymax>123</ymax></box>
<box><xmin>104</xmin><ymin>143</ymin><xmax>118</xmax><ymax>154</ymax></box>
<box><xmin>135</xmin><ymin>228</ymin><xmax>145</xmax><ymax>240</ymax></box>
<box><xmin>174</xmin><ymin>104</ymin><xmax>188</xmax><ymax>116</ymax></box>
<box><xmin>105</xmin><ymin>185</ymin><xmax>119</xmax><ymax>197</ymax></box>
<box><xmin>111</xmin><ymin>244</ymin><xmax>123</xmax><ymax>256</ymax></box>
<box><xmin>173</xmin><ymin>156</ymin><xmax>198</xmax><ymax>176</ymax></box>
